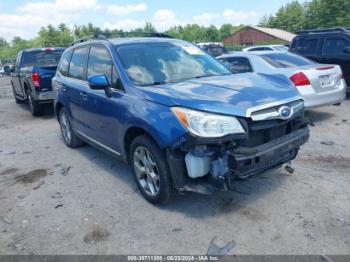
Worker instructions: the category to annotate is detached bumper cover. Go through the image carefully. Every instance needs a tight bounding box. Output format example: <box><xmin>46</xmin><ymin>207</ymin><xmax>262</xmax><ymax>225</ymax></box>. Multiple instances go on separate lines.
<box><xmin>228</xmin><ymin>127</ymin><xmax>309</xmax><ymax>179</ymax></box>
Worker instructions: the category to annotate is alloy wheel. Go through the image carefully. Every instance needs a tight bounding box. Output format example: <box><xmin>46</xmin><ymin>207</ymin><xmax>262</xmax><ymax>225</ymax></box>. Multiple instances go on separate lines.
<box><xmin>133</xmin><ymin>146</ymin><xmax>160</xmax><ymax>196</ymax></box>
<box><xmin>59</xmin><ymin>112</ymin><xmax>72</xmax><ymax>144</ymax></box>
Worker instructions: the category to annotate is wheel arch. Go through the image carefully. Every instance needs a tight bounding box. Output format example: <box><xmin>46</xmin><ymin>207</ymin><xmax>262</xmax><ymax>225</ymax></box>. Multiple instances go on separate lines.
<box><xmin>55</xmin><ymin>102</ymin><xmax>64</xmax><ymax>120</ymax></box>
<box><xmin>123</xmin><ymin>126</ymin><xmax>162</xmax><ymax>163</ymax></box>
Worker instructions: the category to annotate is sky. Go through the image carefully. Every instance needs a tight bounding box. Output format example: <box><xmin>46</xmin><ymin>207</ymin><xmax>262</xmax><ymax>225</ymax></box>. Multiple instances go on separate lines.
<box><xmin>0</xmin><ymin>0</ymin><xmax>298</xmax><ymax>41</ymax></box>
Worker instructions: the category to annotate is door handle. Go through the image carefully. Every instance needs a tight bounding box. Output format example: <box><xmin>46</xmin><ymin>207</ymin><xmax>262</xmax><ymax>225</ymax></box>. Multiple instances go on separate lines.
<box><xmin>80</xmin><ymin>92</ymin><xmax>88</xmax><ymax>101</ymax></box>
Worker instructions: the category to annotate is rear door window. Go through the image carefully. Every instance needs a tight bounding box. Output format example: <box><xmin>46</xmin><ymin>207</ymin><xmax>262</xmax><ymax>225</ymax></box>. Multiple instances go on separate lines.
<box><xmin>58</xmin><ymin>50</ymin><xmax>72</xmax><ymax>76</ymax></box>
<box><xmin>295</xmin><ymin>38</ymin><xmax>319</xmax><ymax>56</ymax></box>
<box><xmin>249</xmin><ymin>47</ymin><xmax>272</xmax><ymax>51</ymax></box>
<box><xmin>68</xmin><ymin>46</ymin><xmax>89</xmax><ymax>80</ymax></box>
<box><xmin>221</xmin><ymin>57</ymin><xmax>253</xmax><ymax>73</ymax></box>
<box><xmin>323</xmin><ymin>38</ymin><xmax>350</xmax><ymax>55</ymax></box>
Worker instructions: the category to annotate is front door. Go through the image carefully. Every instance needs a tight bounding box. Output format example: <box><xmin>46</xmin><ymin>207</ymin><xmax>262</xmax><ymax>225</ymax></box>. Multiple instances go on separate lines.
<box><xmin>82</xmin><ymin>45</ymin><xmax>126</xmax><ymax>154</ymax></box>
<box><xmin>11</xmin><ymin>52</ymin><xmax>24</xmax><ymax>97</ymax></box>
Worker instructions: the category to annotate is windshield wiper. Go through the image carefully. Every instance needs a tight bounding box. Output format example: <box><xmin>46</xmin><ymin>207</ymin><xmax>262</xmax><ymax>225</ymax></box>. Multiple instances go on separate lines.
<box><xmin>194</xmin><ymin>73</ymin><xmax>230</xmax><ymax>79</ymax></box>
<box><xmin>139</xmin><ymin>81</ymin><xmax>168</xmax><ymax>87</ymax></box>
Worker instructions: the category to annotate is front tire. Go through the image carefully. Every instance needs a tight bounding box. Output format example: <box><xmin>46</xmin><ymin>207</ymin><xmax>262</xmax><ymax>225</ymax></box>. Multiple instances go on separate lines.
<box><xmin>130</xmin><ymin>135</ymin><xmax>175</xmax><ymax>204</ymax></box>
<box><xmin>58</xmin><ymin>108</ymin><xmax>84</xmax><ymax>148</ymax></box>
<box><xmin>11</xmin><ymin>82</ymin><xmax>23</xmax><ymax>104</ymax></box>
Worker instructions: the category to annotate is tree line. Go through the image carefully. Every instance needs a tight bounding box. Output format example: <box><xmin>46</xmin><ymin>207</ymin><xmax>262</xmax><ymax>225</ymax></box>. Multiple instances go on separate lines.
<box><xmin>260</xmin><ymin>0</ymin><xmax>350</xmax><ymax>33</ymax></box>
<box><xmin>0</xmin><ymin>23</ymin><xmax>242</xmax><ymax>60</ymax></box>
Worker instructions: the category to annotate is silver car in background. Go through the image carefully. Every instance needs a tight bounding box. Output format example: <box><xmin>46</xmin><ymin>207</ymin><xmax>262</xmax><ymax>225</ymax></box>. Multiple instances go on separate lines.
<box><xmin>218</xmin><ymin>51</ymin><xmax>346</xmax><ymax>109</ymax></box>
<box><xmin>242</xmin><ymin>45</ymin><xmax>289</xmax><ymax>52</ymax></box>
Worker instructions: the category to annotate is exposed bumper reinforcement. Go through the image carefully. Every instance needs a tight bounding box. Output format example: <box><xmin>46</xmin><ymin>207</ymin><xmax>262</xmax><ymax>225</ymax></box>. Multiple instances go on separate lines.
<box><xmin>228</xmin><ymin>127</ymin><xmax>309</xmax><ymax>179</ymax></box>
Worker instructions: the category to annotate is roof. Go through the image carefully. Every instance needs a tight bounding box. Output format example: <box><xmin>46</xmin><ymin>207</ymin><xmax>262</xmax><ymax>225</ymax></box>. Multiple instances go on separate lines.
<box><xmin>110</xmin><ymin>37</ymin><xmax>184</xmax><ymax>45</ymax></box>
<box><xmin>71</xmin><ymin>37</ymin><xmax>185</xmax><ymax>48</ymax></box>
<box><xmin>229</xmin><ymin>26</ymin><xmax>296</xmax><ymax>42</ymax></box>
<box><xmin>249</xmin><ymin>26</ymin><xmax>296</xmax><ymax>42</ymax></box>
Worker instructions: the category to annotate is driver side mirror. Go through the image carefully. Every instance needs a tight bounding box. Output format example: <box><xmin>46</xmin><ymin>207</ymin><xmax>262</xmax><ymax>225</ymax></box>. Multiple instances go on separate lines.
<box><xmin>344</xmin><ymin>46</ymin><xmax>350</xmax><ymax>53</ymax></box>
<box><xmin>88</xmin><ymin>75</ymin><xmax>109</xmax><ymax>90</ymax></box>
<box><xmin>88</xmin><ymin>74</ymin><xmax>113</xmax><ymax>98</ymax></box>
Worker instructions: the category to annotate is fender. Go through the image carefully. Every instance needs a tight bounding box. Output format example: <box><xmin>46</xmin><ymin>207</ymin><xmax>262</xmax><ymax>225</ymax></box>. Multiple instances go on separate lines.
<box><xmin>120</xmin><ymin>101</ymin><xmax>188</xmax><ymax>155</ymax></box>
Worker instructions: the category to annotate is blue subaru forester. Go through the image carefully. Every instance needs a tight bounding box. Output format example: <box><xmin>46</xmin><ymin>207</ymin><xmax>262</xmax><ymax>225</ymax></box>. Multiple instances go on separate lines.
<box><xmin>53</xmin><ymin>34</ymin><xmax>309</xmax><ymax>204</ymax></box>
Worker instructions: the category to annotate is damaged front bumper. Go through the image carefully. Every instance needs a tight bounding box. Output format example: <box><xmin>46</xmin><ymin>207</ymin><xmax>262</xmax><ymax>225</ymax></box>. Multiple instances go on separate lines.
<box><xmin>167</xmin><ymin>127</ymin><xmax>309</xmax><ymax>194</ymax></box>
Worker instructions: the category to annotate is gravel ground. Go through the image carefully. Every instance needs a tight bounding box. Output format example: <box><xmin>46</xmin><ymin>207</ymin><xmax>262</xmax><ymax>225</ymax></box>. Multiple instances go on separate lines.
<box><xmin>0</xmin><ymin>76</ymin><xmax>349</xmax><ymax>255</ymax></box>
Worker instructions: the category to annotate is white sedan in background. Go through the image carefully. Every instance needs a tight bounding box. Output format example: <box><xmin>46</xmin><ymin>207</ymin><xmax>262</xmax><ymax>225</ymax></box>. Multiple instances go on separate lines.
<box><xmin>218</xmin><ymin>51</ymin><xmax>346</xmax><ymax>109</ymax></box>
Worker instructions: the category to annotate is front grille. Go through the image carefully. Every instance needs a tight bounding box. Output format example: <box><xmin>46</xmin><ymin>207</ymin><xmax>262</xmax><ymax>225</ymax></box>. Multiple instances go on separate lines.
<box><xmin>237</xmin><ymin>110</ymin><xmax>307</xmax><ymax>148</ymax></box>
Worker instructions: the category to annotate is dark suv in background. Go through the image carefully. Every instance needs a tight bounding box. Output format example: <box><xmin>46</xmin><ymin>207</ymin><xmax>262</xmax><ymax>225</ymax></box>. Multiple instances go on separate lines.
<box><xmin>11</xmin><ymin>48</ymin><xmax>64</xmax><ymax>116</ymax></box>
<box><xmin>290</xmin><ymin>28</ymin><xmax>350</xmax><ymax>90</ymax></box>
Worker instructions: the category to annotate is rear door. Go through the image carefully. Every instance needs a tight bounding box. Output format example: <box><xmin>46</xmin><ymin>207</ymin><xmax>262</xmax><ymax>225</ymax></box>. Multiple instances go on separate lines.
<box><xmin>320</xmin><ymin>35</ymin><xmax>350</xmax><ymax>87</ymax></box>
<box><xmin>64</xmin><ymin>46</ymin><xmax>90</xmax><ymax>133</ymax></box>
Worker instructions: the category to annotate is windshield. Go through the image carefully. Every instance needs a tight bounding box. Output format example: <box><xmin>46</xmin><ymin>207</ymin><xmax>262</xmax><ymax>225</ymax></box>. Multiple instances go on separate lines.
<box><xmin>115</xmin><ymin>41</ymin><xmax>231</xmax><ymax>86</ymax></box>
<box><xmin>22</xmin><ymin>50</ymin><xmax>63</xmax><ymax>68</ymax></box>
<box><xmin>260</xmin><ymin>52</ymin><xmax>315</xmax><ymax>68</ymax></box>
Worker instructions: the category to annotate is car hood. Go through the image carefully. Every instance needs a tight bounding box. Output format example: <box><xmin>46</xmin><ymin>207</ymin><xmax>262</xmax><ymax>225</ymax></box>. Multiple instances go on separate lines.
<box><xmin>140</xmin><ymin>73</ymin><xmax>302</xmax><ymax>117</ymax></box>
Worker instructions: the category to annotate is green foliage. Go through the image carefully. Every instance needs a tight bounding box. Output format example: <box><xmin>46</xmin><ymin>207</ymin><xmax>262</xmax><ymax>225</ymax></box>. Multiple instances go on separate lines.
<box><xmin>165</xmin><ymin>24</ymin><xmax>243</xmax><ymax>42</ymax></box>
<box><xmin>260</xmin><ymin>0</ymin><xmax>350</xmax><ymax>33</ymax></box>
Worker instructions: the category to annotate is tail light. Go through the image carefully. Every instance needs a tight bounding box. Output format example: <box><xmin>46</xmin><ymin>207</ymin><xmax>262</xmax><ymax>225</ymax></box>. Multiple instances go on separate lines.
<box><xmin>31</xmin><ymin>72</ymin><xmax>40</xmax><ymax>89</ymax></box>
<box><xmin>290</xmin><ymin>72</ymin><xmax>310</xmax><ymax>87</ymax></box>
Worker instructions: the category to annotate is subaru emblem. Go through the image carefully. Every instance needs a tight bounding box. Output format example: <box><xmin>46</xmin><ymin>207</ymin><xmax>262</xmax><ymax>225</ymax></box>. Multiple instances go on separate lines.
<box><xmin>278</xmin><ymin>105</ymin><xmax>293</xmax><ymax>120</ymax></box>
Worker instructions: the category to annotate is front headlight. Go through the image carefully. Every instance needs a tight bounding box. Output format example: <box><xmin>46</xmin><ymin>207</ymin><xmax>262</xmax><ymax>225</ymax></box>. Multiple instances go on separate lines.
<box><xmin>171</xmin><ymin>107</ymin><xmax>245</xmax><ymax>138</ymax></box>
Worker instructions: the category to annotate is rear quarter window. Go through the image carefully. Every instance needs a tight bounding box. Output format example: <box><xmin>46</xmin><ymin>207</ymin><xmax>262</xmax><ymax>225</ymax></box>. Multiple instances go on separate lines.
<box><xmin>323</xmin><ymin>38</ymin><xmax>350</xmax><ymax>55</ymax></box>
<box><xmin>58</xmin><ymin>50</ymin><xmax>72</xmax><ymax>76</ymax></box>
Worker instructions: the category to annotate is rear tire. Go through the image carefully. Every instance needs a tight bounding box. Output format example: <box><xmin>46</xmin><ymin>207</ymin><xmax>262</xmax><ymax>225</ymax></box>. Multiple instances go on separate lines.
<box><xmin>130</xmin><ymin>135</ymin><xmax>175</xmax><ymax>204</ymax></box>
<box><xmin>58</xmin><ymin>108</ymin><xmax>84</xmax><ymax>148</ymax></box>
<box><xmin>26</xmin><ymin>89</ymin><xmax>43</xmax><ymax>116</ymax></box>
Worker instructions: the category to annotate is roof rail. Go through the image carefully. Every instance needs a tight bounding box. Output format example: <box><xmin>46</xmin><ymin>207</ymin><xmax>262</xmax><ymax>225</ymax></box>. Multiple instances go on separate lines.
<box><xmin>70</xmin><ymin>34</ymin><xmax>107</xmax><ymax>46</ymax></box>
<box><xmin>70</xmin><ymin>32</ymin><xmax>173</xmax><ymax>46</ymax></box>
<box><xmin>297</xmin><ymin>27</ymin><xmax>350</xmax><ymax>35</ymax></box>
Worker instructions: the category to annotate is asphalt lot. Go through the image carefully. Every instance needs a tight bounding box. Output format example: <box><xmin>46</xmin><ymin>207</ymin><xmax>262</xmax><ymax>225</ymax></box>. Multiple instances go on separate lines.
<box><xmin>0</xmin><ymin>76</ymin><xmax>349</xmax><ymax>255</ymax></box>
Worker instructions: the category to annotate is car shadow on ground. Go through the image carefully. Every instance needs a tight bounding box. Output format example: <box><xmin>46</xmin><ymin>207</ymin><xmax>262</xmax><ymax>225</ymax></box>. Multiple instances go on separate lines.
<box><xmin>17</xmin><ymin>101</ymin><xmax>55</xmax><ymax>119</ymax></box>
<box><xmin>73</xmin><ymin>140</ymin><xmax>289</xmax><ymax>218</ymax></box>
<box><xmin>305</xmin><ymin>109</ymin><xmax>335</xmax><ymax>124</ymax></box>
